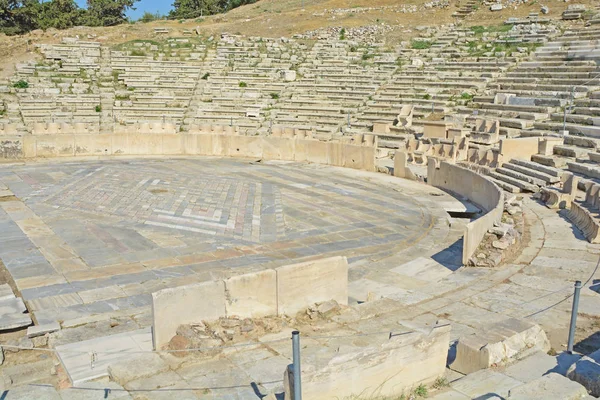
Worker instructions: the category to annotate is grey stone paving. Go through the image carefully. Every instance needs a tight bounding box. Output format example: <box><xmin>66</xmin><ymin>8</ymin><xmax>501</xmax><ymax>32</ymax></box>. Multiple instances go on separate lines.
<box><xmin>0</xmin><ymin>158</ymin><xmax>453</xmax><ymax>328</ymax></box>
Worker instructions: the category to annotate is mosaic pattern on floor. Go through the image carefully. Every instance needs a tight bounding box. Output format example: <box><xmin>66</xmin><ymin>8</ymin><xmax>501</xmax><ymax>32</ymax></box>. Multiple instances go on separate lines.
<box><xmin>0</xmin><ymin>158</ymin><xmax>436</xmax><ymax>325</ymax></box>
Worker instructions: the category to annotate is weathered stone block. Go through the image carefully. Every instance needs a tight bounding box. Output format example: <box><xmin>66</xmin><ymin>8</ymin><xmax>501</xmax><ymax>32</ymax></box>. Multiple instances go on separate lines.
<box><xmin>108</xmin><ymin>354</ymin><xmax>170</xmax><ymax>386</ymax></box>
<box><xmin>152</xmin><ymin>281</ymin><xmax>226</xmax><ymax>349</ymax></box>
<box><xmin>508</xmin><ymin>372</ymin><xmax>588</xmax><ymax>400</ymax></box>
<box><xmin>276</xmin><ymin>256</ymin><xmax>348</xmax><ymax>316</ymax></box>
<box><xmin>451</xmin><ymin>318</ymin><xmax>550</xmax><ymax>374</ymax></box>
<box><xmin>224</xmin><ymin>270</ymin><xmax>277</xmax><ymax>318</ymax></box>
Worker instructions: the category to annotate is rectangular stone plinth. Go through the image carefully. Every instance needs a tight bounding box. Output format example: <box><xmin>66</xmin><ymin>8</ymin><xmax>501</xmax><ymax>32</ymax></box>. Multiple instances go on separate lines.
<box><xmin>276</xmin><ymin>256</ymin><xmax>348</xmax><ymax>316</ymax></box>
<box><xmin>152</xmin><ymin>281</ymin><xmax>226</xmax><ymax>350</ymax></box>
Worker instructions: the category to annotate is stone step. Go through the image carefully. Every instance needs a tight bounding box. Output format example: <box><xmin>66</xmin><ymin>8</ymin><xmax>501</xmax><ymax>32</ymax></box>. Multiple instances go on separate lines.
<box><xmin>486</xmin><ymin>175</ymin><xmax>522</xmax><ymax>193</ymax></box>
<box><xmin>502</xmin><ymin>162</ymin><xmax>560</xmax><ymax>184</ymax></box>
<box><xmin>531</xmin><ymin>154</ymin><xmax>569</xmax><ymax>168</ymax></box>
<box><xmin>509</xmin><ymin>158</ymin><xmax>564</xmax><ymax>177</ymax></box>
<box><xmin>489</xmin><ymin>171</ymin><xmax>539</xmax><ymax>192</ymax></box>
<box><xmin>496</xmin><ymin>167</ymin><xmax>547</xmax><ymax>186</ymax></box>
<box><xmin>568</xmin><ymin>161</ymin><xmax>600</xmax><ymax>180</ymax></box>
<box><xmin>554</xmin><ymin>144</ymin><xmax>591</xmax><ymax>158</ymax></box>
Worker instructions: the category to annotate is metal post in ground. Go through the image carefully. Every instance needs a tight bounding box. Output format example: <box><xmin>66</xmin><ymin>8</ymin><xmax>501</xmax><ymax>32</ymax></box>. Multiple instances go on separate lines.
<box><xmin>292</xmin><ymin>330</ymin><xmax>302</xmax><ymax>400</ymax></box>
<box><xmin>567</xmin><ymin>280</ymin><xmax>582</xmax><ymax>354</ymax></box>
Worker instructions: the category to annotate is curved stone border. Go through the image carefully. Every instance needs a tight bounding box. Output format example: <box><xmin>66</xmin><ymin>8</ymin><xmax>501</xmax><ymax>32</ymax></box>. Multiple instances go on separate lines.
<box><xmin>566</xmin><ymin>201</ymin><xmax>600</xmax><ymax>243</ymax></box>
<box><xmin>14</xmin><ymin>132</ymin><xmax>377</xmax><ymax>172</ymax></box>
<box><xmin>428</xmin><ymin>159</ymin><xmax>505</xmax><ymax>265</ymax></box>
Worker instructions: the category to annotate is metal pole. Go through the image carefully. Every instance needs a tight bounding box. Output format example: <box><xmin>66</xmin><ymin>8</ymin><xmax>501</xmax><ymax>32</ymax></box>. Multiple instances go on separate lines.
<box><xmin>292</xmin><ymin>330</ymin><xmax>302</xmax><ymax>400</ymax></box>
<box><xmin>567</xmin><ymin>280</ymin><xmax>582</xmax><ymax>354</ymax></box>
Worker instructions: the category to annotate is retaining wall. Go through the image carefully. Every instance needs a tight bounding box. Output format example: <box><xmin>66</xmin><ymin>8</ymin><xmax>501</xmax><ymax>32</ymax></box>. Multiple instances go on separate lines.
<box><xmin>288</xmin><ymin>323</ymin><xmax>451</xmax><ymax>399</ymax></box>
<box><xmin>428</xmin><ymin>160</ymin><xmax>504</xmax><ymax>265</ymax></box>
<box><xmin>3</xmin><ymin>133</ymin><xmax>377</xmax><ymax>172</ymax></box>
<box><xmin>151</xmin><ymin>256</ymin><xmax>348</xmax><ymax>349</ymax></box>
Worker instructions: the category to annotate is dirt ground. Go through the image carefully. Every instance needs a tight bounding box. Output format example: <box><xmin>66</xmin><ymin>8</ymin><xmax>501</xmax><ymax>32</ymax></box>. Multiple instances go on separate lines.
<box><xmin>0</xmin><ymin>0</ymin><xmax>597</xmax><ymax>79</ymax></box>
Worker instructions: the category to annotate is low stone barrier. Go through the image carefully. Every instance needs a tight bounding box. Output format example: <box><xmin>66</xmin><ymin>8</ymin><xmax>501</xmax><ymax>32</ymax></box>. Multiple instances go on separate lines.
<box><xmin>428</xmin><ymin>160</ymin><xmax>504</xmax><ymax>265</ymax></box>
<box><xmin>451</xmin><ymin>317</ymin><xmax>550</xmax><ymax>374</ymax></box>
<box><xmin>151</xmin><ymin>256</ymin><xmax>348</xmax><ymax>349</ymax></box>
<box><xmin>18</xmin><ymin>132</ymin><xmax>377</xmax><ymax>171</ymax></box>
<box><xmin>566</xmin><ymin>202</ymin><xmax>600</xmax><ymax>243</ymax></box>
<box><xmin>114</xmin><ymin>123</ymin><xmax>177</xmax><ymax>135</ymax></box>
<box><xmin>286</xmin><ymin>322</ymin><xmax>451</xmax><ymax>399</ymax></box>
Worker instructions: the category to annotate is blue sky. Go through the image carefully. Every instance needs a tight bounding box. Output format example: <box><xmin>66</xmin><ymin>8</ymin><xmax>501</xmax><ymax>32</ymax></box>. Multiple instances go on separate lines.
<box><xmin>75</xmin><ymin>0</ymin><xmax>173</xmax><ymax>20</ymax></box>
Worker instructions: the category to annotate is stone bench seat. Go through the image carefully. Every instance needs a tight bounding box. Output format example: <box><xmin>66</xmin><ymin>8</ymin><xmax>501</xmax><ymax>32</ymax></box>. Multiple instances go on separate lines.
<box><xmin>505</xmin><ymin>71</ymin><xmax>600</xmax><ymax>79</ymax></box>
<box><xmin>534</xmin><ymin>121</ymin><xmax>600</xmax><ymax>137</ymax></box>
<box><xmin>551</xmin><ymin>113</ymin><xmax>600</xmax><ymax>126</ymax></box>
<box><xmin>495</xmin><ymin>89</ymin><xmax>587</xmax><ymax>100</ymax></box>
<box><xmin>573</xmin><ymin>107</ymin><xmax>600</xmax><ymax>116</ymax></box>
<box><xmin>497</xmin><ymin>76</ymin><xmax>600</xmax><ymax>86</ymax></box>
<box><xmin>471</xmin><ymin>102</ymin><xmax>553</xmax><ymax>114</ymax></box>
<box><xmin>192</xmin><ymin>108</ymin><xmax>249</xmax><ymax>117</ymax></box>
<box><xmin>275</xmin><ymin>114</ymin><xmax>345</xmax><ymax>125</ymax></box>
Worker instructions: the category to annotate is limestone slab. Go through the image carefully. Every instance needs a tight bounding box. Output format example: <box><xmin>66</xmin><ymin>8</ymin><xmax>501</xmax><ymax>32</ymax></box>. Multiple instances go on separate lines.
<box><xmin>59</xmin><ymin>382</ymin><xmax>132</xmax><ymax>399</ymax></box>
<box><xmin>507</xmin><ymin>372</ymin><xmax>588</xmax><ymax>400</ymax></box>
<box><xmin>224</xmin><ymin>269</ymin><xmax>277</xmax><ymax>318</ymax></box>
<box><xmin>504</xmin><ymin>351</ymin><xmax>579</xmax><ymax>383</ymax></box>
<box><xmin>0</xmin><ymin>312</ymin><xmax>32</xmax><ymax>330</ymax></box>
<box><xmin>0</xmin><ymin>283</ymin><xmax>14</xmax><ymax>301</ymax></box>
<box><xmin>108</xmin><ymin>353</ymin><xmax>170</xmax><ymax>386</ymax></box>
<box><xmin>0</xmin><ymin>296</ymin><xmax>27</xmax><ymax>315</ymax></box>
<box><xmin>152</xmin><ymin>280</ymin><xmax>226</xmax><ymax>350</ymax></box>
<box><xmin>27</xmin><ymin>321</ymin><xmax>61</xmax><ymax>338</ymax></box>
<box><xmin>56</xmin><ymin>327</ymin><xmax>152</xmax><ymax>384</ymax></box>
<box><xmin>451</xmin><ymin>370</ymin><xmax>522</xmax><ymax>399</ymax></box>
<box><xmin>1</xmin><ymin>384</ymin><xmax>61</xmax><ymax>400</ymax></box>
<box><xmin>390</xmin><ymin>257</ymin><xmax>454</xmax><ymax>282</ymax></box>
<box><xmin>276</xmin><ymin>256</ymin><xmax>348</xmax><ymax>316</ymax></box>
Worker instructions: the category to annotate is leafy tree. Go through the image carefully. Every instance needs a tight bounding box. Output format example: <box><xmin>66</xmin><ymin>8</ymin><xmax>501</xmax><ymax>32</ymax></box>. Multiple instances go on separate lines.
<box><xmin>83</xmin><ymin>0</ymin><xmax>138</xmax><ymax>26</ymax></box>
<box><xmin>38</xmin><ymin>0</ymin><xmax>82</xmax><ymax>30</ymax></box>
<box><xmin>139</xmin><ymin>10</ymin><xmax>162</xmax><ymax>23</ymax></box>
<box><xmin>169</xmin><ymin>0</ymin><xmax>258</xmax><ymax>19</ymax></box>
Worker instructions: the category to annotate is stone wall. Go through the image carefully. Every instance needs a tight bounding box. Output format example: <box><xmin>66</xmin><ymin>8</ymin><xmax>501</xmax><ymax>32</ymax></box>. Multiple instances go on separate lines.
<box><xmin>152</xmin><ymin>256</ymin><xmax>348</xmax><ymax>349</ymax></box>
<box><xmin>289</xmin><ymin>323</ymin><xmax>451</xmax><ymax>399</ymax></box>
<box><xmin>428</xmin><ymin>160</ymin><xmax>504</xmax><ymax>264</ymax></box>
<box><xmin>16</xmin><ymin>132</ymin><xmax>377</xmax><ymax>172</ymax></box>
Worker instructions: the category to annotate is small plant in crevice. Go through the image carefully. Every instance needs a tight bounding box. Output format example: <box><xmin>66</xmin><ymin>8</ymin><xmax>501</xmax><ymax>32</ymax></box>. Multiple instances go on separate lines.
<box><xmin>13</xmin><ymin>80</ymin><xmax>29</xmax><ymax>89</ymax></box>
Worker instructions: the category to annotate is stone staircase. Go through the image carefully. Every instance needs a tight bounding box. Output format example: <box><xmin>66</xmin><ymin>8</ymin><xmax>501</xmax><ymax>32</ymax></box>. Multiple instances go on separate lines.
<box><xmin>488</xmin><ymin>158</ymin><xmax>563</xmax><ymax>193</ymax></box>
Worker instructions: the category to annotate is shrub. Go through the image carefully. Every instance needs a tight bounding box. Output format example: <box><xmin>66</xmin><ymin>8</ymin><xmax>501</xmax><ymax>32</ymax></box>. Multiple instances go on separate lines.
<box><xmin>423</xmin><ymin>93</ymin><xmax>431</xmax><ymax>100</ymax></box>
<box><xmin>95</xmin><ymin>105</ymin><xmax>102</xmax><ymax>112</ymax></box>
<box><xmin>413</xmin><ymin>384</ymin><xmax>428</xmax><ymax>397</ymax></box>
<box><xmin>340</xmin><ymin>28</ymin><xmax>346</xmax><ymax>40</ymax></box>
<box><xmin>270</xmin><ymin>93</ymin><xmax>280</xmax><ymax>99</ymax></box>
<box><xmin>239</xmin><ymin>81</ymin><xmax>248</xmax><ymax>88</ymax></box>
<box><xmin>461</xmin><ymin>92</ymin><xmax>474</xmax><ymax>100</ymax></box>
<box><xmin>411</xmin><ymin>40</ymin><xmax>432</xmax><ymax>50</ymax></box>
<box><xmin>201</xmin><ymin>72</ymin><xmax>210</xmax><ymax>80</ymax></box>
<box><xmin>13</xmin><ymin>80</ymin><xmax>29</xmax><ymax>89</ymax></box>
<box><xmin>130</xmin><ymin>49</ymin><xmax>146</xmax><ymax>57</ymax></box>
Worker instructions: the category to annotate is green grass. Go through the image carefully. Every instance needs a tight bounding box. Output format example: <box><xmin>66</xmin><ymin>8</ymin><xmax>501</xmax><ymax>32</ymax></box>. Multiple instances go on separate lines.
<box><xmin>12</xmin><ymin>80</ymin><xmax>29</xmax><ymax>89</ymax></box>
<box><xmin>470</xmin><ymin>24</ymin><xmax>513</xmax><ymax>36</ymax></box>
<box><xmin>432</xmin><ymin>377</ymin><xmax>449</xmax><ymax>390</ymax></box>
<box><xmin>130</xmin><ymin>49</ymin><xmax>147</xmax><ymax>57</ymax></box>
<box><xmin>239</xmin><ymin>81</ymin><xmax>248</xmax><ymax>88</ymax></box>
<box><xmin>340</xmin><ymin>28</ymin><xmax>346</xmax><ymax>40</ymax></box>
<box><xmin>269</xmin><ymin>92</ymin><xmax>280</xmax><ymax>100</ymax></box>
<box><xmin>362</xmin><ymin>53</ymin><xmax>376</xmax><ymax>60</ymax></box>
<box><xmin>411</xmin><ymin>40</ymin><xmax>432</xmax><ymax>50</ymax></box>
